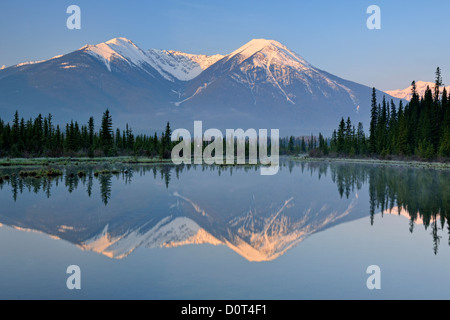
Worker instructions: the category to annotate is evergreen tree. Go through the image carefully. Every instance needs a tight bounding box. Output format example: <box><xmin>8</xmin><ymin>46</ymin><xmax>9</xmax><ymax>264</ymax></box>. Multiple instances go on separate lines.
<box><xmin>301</xmin><ymin>137</ymin><xmax>307</xmax><ymax>153</ymax></box>
<box><xmin>369</xmin><ymin>88</ymin><xmax>378</xmax><ymax>154</ymax></box>
<box><xmin>88</xmin><ymin>117</ymin><xmax>95</xmax><ymax>158</ymax></box>
<box><xmin>345</xmin><ymin>117</ymin><xmax>353</xmax><ymax>154</ymax></box>
<box><xmin>126</xmin><ymin>124</ymin><xmax>134</xmax><ymax>151</ymax></box>
<box><xmin>116</xmin><ymin>128</ymin><xmax>122</xmax><ymax>150</ymax></box>
<box><xmin>288</xmin><ymin>136</ymin><xmax>295</xmax><ymax>155</ymax></box>
<box><xmin>375</xmin><ymin>98</ymin><xmax>385</xmax><ymax>154</ymax></box>
<box><xmin>388</xmin><ymin>100</ymin><xmax>398</xmax><ymax>154</ymax></box>
<box><xmin>330</xmin><ymin>130</ymin><xmax>337</xmax><ymax>152</ymax></box>
<box><xmin>11</xmin><ymin>111</ymin><xmax>20</xmax><ymax>147</ymax></box>
<box><xmin>434</xmin><ymin>67</ymin><xmax>443</xmax><ymax>104</ymax></box>
<box><xmin>47</xmin><ymin>113</ymin><xmax>53</xmax><ymax>150</ymax></box>
<box><xmin>318</xmin><ymin>133</ymin><xmax>329</xmax><ymax>155</ymax></box>
<box><xmin>397</xmin><ymin>102</ymin><xmax>409</xmax><ymax>155</ymax></box>
<box><xmin>100</xmin><ymin>109</ymin><xmax>114</xmax><ymax>156</ymax></box>
<box><xmin>88</xmin><ymin>117</ymin><xmax>95</xmax><ymax>146</ymax></box>
<box><xmin>161</xmin><ymin>122</ymin><xmax>172</xmax><ymax>159</ymax></box>
<box><xmin>337</xmin><ymin>118</ymin><xmax>345</xmax><ymax>153</ymax></box>
<box><xmin>356</xmin><ymin>122</ymin><xmax>366</xmax><ymax>155</ymax></box>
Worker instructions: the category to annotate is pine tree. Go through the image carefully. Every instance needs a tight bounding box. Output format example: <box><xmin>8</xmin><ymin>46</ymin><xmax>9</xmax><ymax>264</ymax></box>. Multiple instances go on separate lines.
<box><xmin>161</xmin><ymin>122</ymin><xmax>172</xmax><ymax>159</ymax></box>
<box><xmin>357</xmin><ymin>122</ymin><xmax>366</xmax><ymax>155</ymax></box>
<box><xmin>397</xmin><ymin>103</ymin><xmax>409</xmax><ymax>156</ymax></box>
<box><xmin>406</xmin><ymin>81</ymin><xmax>420</xmax><ymax>154</ymax></box>
<box><xmin>388</xmin><ymin>100</ymin><xmax>398</xmax><ymax>154</ymax></box>
<box><xmin>441</xmin><ymin>87</ymin><xmax>448</xmax><ymax>138</ymax></box>
<box><xmin>116</xmin><ymin>128</ymin><xmax>122</xmax><ymax>150</ymax></box>
<box><xmin>126</xmin><ymin>124</ymin><xmax>134</xmax><ymax>151</ymax></box>
<box><xmin>431</xmin><ymin>68</ymin><xmax>443</xmax><ymax>151</ymax></box>
<box><xmin>153</xmin><ymin>132</ymin><xmax>159</xmax><ymax>156</ymax></box>
<box><xmin>74</xmin><ymin>121</ymin><xmax>80</xmax><ymax>151</ymax></box>
<box><xmin>345</xmin><ymin>117</ymin><xmax>353</xmax><ymax>154</ymax></box>
<box><xmin>11</xmin><ymin>111</ymin><xmax>20</xmax><ymax>147</ymax></box>
<box><xmin>88</xmin><ymin>117</ymin><xmax>95</xmax><ymax>146</ymax></box>
<box><xmin>288</xmin><ymin>136</ymin><xmax>295</xmax><ymax>155</ymax></box>
<box><xmin>434</xmin><ymin>67</ymin><xmax>443</xmax><ymax>104</ymax></box>
<box><xmin>81</xmin><ymin>125</ymin><xmax>88</xmax><ymax>150</ymax></box>
<box><xmin>100</xmin><ymin>109</ymin><xmax>113</xmax><ymax>156</ymax></box>
<box><xmin>54</xmin><ymin>125</ymin><xmax>61</xmax><ymax>152</ymax></box>
<box><xmin>439</xmin><ymin>89</ymin><xmax>450</xmax><ymax>157</ymax></box>
<box><xmin>301</xmin><ymin>137</ymin><xmax>306</xmax><ymax>153</ymax></box>
<box><xmin>376</xmin><ymin>97</ymin><xmax>388</xmax><ymax>155</ymax></box>
<box><xmin>318</xmin><ymin>133</ymin><xmax>329</xmax><ymax>155</ymax></box>
<box><xmin>47</xmin><ymin>113</ymin><xmax>53</xmax><ymax>148</ymax></box>
<box><xmin>337</xmin><ymin>118</ymin><xmax>346</xmax><ymax>153</ymax></box>
<box><xmin>369</xmin><ymin>88</ymin><xmax>378</xmax><ymax>154</ymax></box>
<box><xmin>330</xmin><ymin>130</ymin><xmax>337</xmax><ymax>153</ymax></box>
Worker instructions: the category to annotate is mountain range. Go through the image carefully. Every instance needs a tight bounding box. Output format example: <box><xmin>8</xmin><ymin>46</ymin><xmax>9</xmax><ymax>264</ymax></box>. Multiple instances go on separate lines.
<box><xmin>0</xmin><ymin>37</ymin><xmax>401</xmax><ymax>135</ymax></box>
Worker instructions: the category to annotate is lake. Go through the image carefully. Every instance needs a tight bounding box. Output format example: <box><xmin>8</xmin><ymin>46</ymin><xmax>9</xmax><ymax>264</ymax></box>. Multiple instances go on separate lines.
<box><xmin>0</xmin><ymin>160</ymin><xmax>449</xmax><ymax>300</ymax></box>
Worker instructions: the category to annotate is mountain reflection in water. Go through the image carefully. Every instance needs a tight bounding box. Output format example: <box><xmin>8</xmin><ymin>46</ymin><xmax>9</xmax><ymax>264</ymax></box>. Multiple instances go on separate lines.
<box><xmin>0</xmin><ymin>161</ymin><xmax>448</xmax><ymax>260</ymax></box>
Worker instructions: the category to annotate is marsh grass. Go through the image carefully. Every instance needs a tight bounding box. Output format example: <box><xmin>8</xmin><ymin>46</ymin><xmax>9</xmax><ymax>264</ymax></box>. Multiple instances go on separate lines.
<box><xmin>18</xmin><ymin>169</ymin><xmax>63</xmax><ymax>179</ymax></box>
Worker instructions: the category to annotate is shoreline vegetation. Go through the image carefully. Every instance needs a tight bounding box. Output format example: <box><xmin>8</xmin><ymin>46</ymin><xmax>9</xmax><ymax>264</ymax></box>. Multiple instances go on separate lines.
<box><xmin>293</xmin><ymin>155</ymin><xmax>450</xmax><ymax>170</ymax></box>
<box><xmin>0</xmin><ymin>155</ymin><xmax>448</xmax><ymax>170</ymax></box>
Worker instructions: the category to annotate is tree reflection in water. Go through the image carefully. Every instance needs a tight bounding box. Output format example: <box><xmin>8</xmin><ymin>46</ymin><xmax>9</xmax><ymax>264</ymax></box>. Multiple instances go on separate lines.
<box><xmin>0</xmin><ymin>161</ymin><xmax>448</xmax><ymax>254</ymax></box>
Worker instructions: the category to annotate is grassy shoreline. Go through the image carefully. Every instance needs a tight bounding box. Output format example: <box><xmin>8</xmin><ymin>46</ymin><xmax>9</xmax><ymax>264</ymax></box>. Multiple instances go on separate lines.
<box><xmin>291</xmin><ymin>156</ymin><xmax>450</xmax><ymax>170</ymax></box>
<box><xmin>0</xmin><ymin>156</ymin><xmax>449</xmax><ymax>171</ymax></box>
<box><xmin>0</xmin><ymin>157</ymin><xmax>174</xmax><ymax>168</ymax></box>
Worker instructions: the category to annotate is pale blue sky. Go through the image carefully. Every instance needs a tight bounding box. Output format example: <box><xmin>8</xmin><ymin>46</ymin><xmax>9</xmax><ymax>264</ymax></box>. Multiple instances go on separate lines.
<box><xmin>0</xmin><ymin>0</ymin><xmax>449</xmax><ymax>90</ymax></box>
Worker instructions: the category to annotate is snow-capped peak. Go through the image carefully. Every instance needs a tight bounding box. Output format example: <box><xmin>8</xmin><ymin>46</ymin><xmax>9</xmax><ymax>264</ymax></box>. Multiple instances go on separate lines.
<box><xmin>83</xmin><ymin>37</ymin><xmax>152</xmax><ymax>72</ymax></box>
<box><xmin>226</xmin><ymin>38</ymin><xmax>311</xmax><ymax>69</ymax></box>
<box><xmin>105</xmin><ymin>37</ymin><xmax>134</xmax><ymax>46</ymax></box>
<box><xmin>386</xmin><ymin>81</ymin><xmax>450</xmax><ymax>101</ymax></box>
<box><xmin>228</xmin><ymin>39</ymin><xmax>285</xmax><ymax>59</ymax></box>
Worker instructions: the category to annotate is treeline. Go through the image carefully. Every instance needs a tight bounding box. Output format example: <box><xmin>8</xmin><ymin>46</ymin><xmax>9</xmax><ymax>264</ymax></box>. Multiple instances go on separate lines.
<box><xmin>0</xmin><ymin>109</ymin><xmax>174</xmax><ymax>158</ymax></box>
<box><xmin>282</xmin><ymin>121</ymin><xmax>367</xmax><ymax>157</ymax></box>
<box><xmin>280</xmin><ymin>135</ymin><xmax>319</xmax><ymax>155</ymax></box>
<box><xmin>313</xmin><ymin>68</ymin><xmax>450</xmax><ymax>159</ymax></box>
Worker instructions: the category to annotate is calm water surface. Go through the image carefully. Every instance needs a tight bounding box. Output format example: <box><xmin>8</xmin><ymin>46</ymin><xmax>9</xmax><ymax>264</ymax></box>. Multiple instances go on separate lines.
<box><xmin>0</xmin><ymin>160</ymin><xmax>449</xmax><ymax>300</ymax></box>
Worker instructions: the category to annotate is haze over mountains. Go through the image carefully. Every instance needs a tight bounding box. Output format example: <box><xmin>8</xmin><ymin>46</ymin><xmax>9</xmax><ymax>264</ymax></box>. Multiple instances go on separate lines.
<box><xmin>0</xmin><ymin>37</ymin><xmax>401</xmax><ymax>135</ymax></box>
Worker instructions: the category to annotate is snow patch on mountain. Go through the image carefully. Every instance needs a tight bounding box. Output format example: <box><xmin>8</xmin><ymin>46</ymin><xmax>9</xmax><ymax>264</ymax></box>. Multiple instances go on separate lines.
<box><xmin>146</xmin><ymin>49</ymin><xmax>224</xmax><ymax>81</ymax></box>
<box><xmin>12</xmin><ymin>54</ymin><xmax>64</xmax><ymax>69</ymax></box>
<box><xmin>82</xmin><ymin>37</ymin><xmax>224</xmax><ymax>81</ymax></box>
<box><xmin>15</xmin><ymin>60</ymin><xmax>46</xmax><ymax>68</ymax></box>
